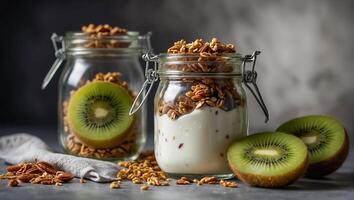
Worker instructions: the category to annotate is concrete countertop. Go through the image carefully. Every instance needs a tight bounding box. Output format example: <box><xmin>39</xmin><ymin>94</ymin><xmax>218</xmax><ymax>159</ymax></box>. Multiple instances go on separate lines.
<box><xmin>0</xmin><ymin>127</ymin><xmax>353</xmax><ymax>200</ymax></box>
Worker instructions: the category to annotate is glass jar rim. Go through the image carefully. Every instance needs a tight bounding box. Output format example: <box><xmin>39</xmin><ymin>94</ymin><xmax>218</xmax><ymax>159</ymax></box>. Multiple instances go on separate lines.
<box><xmin>62</xmin><ymin>31</ymin><xmax>152</xmax><ymax>53</ymax></box>
<box><xmin>157</xmin><ymin>53</ymin><xmax>243</xmax><ymax>59</ymax></box>
<box><xmin>155</xmin><ymin>53</ymin><xmax>244</xmax><ymax>77</ymax></box>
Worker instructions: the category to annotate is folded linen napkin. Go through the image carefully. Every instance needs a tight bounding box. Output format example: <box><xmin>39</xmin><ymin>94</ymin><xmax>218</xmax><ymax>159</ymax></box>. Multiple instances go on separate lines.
<box><xmin>0</xmin><ymin>133</ymin><xmax>120</xmax><ymax>182</ymax></box>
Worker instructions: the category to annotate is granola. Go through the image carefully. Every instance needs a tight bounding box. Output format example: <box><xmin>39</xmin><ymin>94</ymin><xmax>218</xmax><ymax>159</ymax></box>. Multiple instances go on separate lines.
<box><xmin>159</xmin><ymin>38</ymin><xmax>243</xmax><ymax>120</ymax></box>
<box><xmin>115</xmin><ymin>151</ymin><xmax>238</xmax><ymax>189</ymax></box>
<box><xmin>80</xmin><ymin>24</ymin><xmax>129</xmax><ymax>48</ymax></box>
<box><xmin>110</xmin><ymin>181</ymin><xmax>121</xmax><ymax>189</ymax></box>
<box><xmin>117</xmin><ymin>151</ymin><xmax>169</xmax><ymax>186</ymax></box>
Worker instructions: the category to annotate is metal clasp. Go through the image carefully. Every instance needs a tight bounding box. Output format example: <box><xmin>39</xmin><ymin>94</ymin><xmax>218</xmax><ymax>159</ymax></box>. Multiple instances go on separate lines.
<box><xmin>129</xmin><ymin>53</ymin><xmax>159</xmax><ymax>115</ymax></box>
<box><xmin>242</xmin><ymin>51</ymin><xmax>269</xmax><ymax>122</ymax></box>
<box><xmin>41</xmin><ymin>33</ymin><xmax>66</xmax><ymax>89</ymax></box>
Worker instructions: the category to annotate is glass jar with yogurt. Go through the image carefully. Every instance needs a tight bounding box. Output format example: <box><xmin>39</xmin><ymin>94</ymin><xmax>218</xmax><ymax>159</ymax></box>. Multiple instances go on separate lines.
<box><xmin>130</xmin><ymin>50</ymin><xmax>268</xmax><ymax>178</ymax></box>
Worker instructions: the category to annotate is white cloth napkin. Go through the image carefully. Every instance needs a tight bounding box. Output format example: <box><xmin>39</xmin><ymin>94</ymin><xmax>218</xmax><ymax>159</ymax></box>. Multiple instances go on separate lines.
<box><xmin>0</xmin><ymin>133</ymin><xmax>120</xmax><ymax>182</ymax></box>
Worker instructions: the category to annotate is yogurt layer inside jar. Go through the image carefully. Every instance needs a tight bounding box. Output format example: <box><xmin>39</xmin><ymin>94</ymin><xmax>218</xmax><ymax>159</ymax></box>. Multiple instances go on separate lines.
<box><xmin>155</xmin><ymin>106</ymin><xmax>245</xmax><ymax>174</ymax></box>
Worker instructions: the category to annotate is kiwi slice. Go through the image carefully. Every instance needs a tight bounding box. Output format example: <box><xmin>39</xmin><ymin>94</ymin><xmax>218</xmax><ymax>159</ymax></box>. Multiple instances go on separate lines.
<box><xmin>67</xmin><ymin>81</ymin><xmax>134</xmax><ymax>148</ymax></box>
<box><xmin>276</xmin><ymin>115</ymin><xmax>349</xmax><ymax>177</ymax></box>
<box><xmin>227</xmin><ymin>132</ymin><xmax>308</xmax><ymax>188</ymax></box>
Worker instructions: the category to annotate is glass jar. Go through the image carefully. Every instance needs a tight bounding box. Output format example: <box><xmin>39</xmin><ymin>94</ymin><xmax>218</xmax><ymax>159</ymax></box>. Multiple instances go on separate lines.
<box><xmin>130</xmin><ymin>51</ymin><xmax>269</xmax><ymax>178</ymax></box>
<box><xmin>42</xmin><ymin>31</ymin><xmax>152</xmax><ymax>161</ymax></box>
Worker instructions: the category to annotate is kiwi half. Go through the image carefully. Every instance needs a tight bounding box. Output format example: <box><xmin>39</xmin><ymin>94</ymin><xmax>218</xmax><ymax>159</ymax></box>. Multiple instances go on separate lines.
<box><xmin>227</xmin><ymin>132</ymin><xmax>308</xmax><ymax>188</ymax></box>
<box><xmin>277</xmin><ymin>115</ymin><xmax>349</xmax><ymax>178</ymax></box>
<box><xmin>67</xmin><ymin>81</ymin><xmax>134</xmax><ymax>148</ymax></box>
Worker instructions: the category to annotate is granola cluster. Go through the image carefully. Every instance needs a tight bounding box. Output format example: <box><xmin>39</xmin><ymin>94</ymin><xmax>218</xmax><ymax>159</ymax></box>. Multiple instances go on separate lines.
<box><xmin>80</xmin><ymin>24</ymin><xmax>129</xmax><ymax>48</ymax></box>
<box><xmin>167</xmin><ymin>38</ymin><xmax>236</xmax><ymax>54</ymax></box>
<box><xmin>0</xmin><ymin>161</ymin><xmax>74</xmax><ymax>187</ymax></box>
<box><xmin>63</xmin><ymin>72</ymin><xmax>138</xmax><ymax>159</ymax></box>
<box><xmin>117</xmin><ymin>151</ymin><xmax>169</xmax><ymax>186</ymax></box>
<box><xmin>159</xmin><ymin>38</ymin><xmax>243</xmax><ymax>120</ymax></box>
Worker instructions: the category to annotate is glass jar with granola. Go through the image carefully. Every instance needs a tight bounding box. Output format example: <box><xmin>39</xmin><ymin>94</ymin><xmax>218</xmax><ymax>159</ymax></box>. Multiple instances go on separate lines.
<box><xmin>131</xmin><ymin>38</ymin><xmax>269</xmax><ymax>178</ymax></box>
<box><xmin>42</xmin><ymin>24</ymin><xmax>152</xmax><ymax>161</ymax></box>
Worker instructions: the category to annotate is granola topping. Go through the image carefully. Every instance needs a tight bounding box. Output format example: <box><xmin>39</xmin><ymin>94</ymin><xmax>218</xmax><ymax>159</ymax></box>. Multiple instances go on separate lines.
<box><xmin>80</xmin><ymin>24</ymin><xmax>129</xmax><ymax>48</ymax></box>
<box><xmin>158</xmin><ymin>38</ymin><xmax>243</xmax><ymax>120</ymax></box>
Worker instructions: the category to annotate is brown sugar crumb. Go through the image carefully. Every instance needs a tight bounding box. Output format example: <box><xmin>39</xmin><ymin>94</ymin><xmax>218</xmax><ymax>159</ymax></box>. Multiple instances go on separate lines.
<box><xmin>117</xmin><ymin>151</ymin><xmax>169</xmax><ymax>186</ymax></box>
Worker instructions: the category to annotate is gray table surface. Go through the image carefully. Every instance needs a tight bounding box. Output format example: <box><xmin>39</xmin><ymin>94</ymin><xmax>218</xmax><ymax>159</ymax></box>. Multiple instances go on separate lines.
<box><xmin>0</xmin><ymin>127</ymin><xmax>353</xmax><ymax>200</ymax></box>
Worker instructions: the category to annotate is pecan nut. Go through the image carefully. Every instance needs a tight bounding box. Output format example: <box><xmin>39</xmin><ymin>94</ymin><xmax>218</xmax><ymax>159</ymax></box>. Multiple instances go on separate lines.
<box><xmin>17</xmin><ymin>174</ymin><xmax>36</xmax><ymax>183</ymax></box>
<box><xmin>55</xmin><ymin>171</ymin><xmax>74</xmax><ymax>182</ymax></box>
<box><xmin>36</xmin><ymin>161</ymin><xmax>57</xmax><ymax>174</ymax></box>
<box><xmin>6</xmin><ymin>165</ymin><xmax>22</xmax><ymax>173</ymax></box>
<box><xmin>8</xmin><ymin>179</ymin><xmax>19</xmax><ymax>187</ymax></box>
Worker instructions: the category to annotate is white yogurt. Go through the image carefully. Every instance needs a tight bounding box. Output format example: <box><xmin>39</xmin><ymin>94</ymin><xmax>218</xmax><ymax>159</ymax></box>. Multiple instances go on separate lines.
<box><xmin>155</xmin><ymin>107</ymin><xmax>246</xmax><ymax>175</ymax></box>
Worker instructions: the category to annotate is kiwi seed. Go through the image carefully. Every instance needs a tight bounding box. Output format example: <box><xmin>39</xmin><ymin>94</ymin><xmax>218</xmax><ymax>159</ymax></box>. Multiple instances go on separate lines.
<box><xmin>227</xmin><ymin>132</ymin><xmax>309</xmax><ymax>188</ymax></box>
<box><xmin>67</xmin><ymin>81</ymin><xmax>134</xmax><ymax>148</ymax></box>
<box><xmin>277</xmin><ymin>115</ymin><xmax>349</xmax><ymax>178</ymax></box>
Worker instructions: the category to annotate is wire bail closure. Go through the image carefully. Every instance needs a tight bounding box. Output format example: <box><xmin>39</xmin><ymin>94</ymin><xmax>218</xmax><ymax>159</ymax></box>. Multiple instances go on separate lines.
<box><xmin>130</xmin><ymin>51</ymin><xmax>269</xmax><ymax>122</ymax></box>
<box><xmin>242</xmin><ymin>51</ymin><xmax>269</xmax><ymax>122</ymax></box>
<box><xmin>129</xmin><ymin>53</ymin><xmax>159</xmax><ymax>115</ymax></box>
<box><xmin>41</xmin><ymin>33</ymin><xmax>66</xmax><ymax>89</ymax></box>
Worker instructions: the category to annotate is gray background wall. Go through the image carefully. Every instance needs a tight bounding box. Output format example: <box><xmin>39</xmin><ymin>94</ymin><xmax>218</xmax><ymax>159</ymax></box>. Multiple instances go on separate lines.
<box><xmin>0</xmin><ymin>0</ymin><xmax>353</xmax><ymax>145</ymax></box>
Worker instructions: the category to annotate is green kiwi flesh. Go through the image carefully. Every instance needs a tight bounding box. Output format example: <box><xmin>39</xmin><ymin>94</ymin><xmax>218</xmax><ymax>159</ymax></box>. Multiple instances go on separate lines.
<box><xmin>227</xmin><ymin>132</ymin><xmax>308</xmax><ymax>188</ymax></box>
<box><xmin>67</xmin><ymin>81</ymin><xmax>134</xmax><ymax>148</ymax></box>
<box><xmin>277</xmin><ymin>115</ymin><xmax>349</xmax><ymax>177</ymax></box>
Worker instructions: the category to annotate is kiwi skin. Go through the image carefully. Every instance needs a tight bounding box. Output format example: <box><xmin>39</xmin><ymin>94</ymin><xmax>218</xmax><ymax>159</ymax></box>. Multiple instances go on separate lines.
<box><xmin>306</xmin><ymin>130</ymin><xmax>349</xmax><ymax>178</ymax></box>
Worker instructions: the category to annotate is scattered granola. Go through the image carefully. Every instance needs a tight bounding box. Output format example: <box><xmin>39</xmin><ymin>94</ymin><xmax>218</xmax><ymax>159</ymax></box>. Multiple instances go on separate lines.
<box><xmin>220</xmin><ymin>179</ymin><xmax>238</xmax><ymax>188</ymax></box>
<box><xmin>176</xmin><ymin>177</ymin><xmax>192</xmax><ymax>185</ymax></box>
<box><xmin>198</xmin><ymin>176</ymin><xmax>219</xmax><ymax>185</ymax></box>
<box><xmin>55</xmin><ymin>182</ymin><xmax>63</xmax><ymax>186</ymax></box>
<box><xmin>63</xmin><ymin>72</ymin><xmax>138</xmax><ymax>159</ymax></box>
<box><xmin>173</xmin><ymin>176</ymin><xmax>239</xmax><ymax>188</ymax></box>
<box><xmin>140</xmin><ymin>185</ymin><xmax>149</xmax><ymax>190</ymax></box>
<box><xmin>115</xmin><ymin>151</ymin><xmax>238</xmax><ymax>189</ymax></box>
<box><xmin>110</xmin><ymin>181</ymin><xmax>121</xmax><ymax>189</ymax></box>
<box><xmin>80</xmin><ymin>177</ymin><xmax>87</xmax><ymax>184</ymax></box>
<box><xmin>117</xmin><ymin>151</ymin><xmax>169</xmax><ymax>186</ymax></box>
<box><xmin>0</xmin><ymin>161</ymin><xmax>74</xmax><ymax>186</ymax></box>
